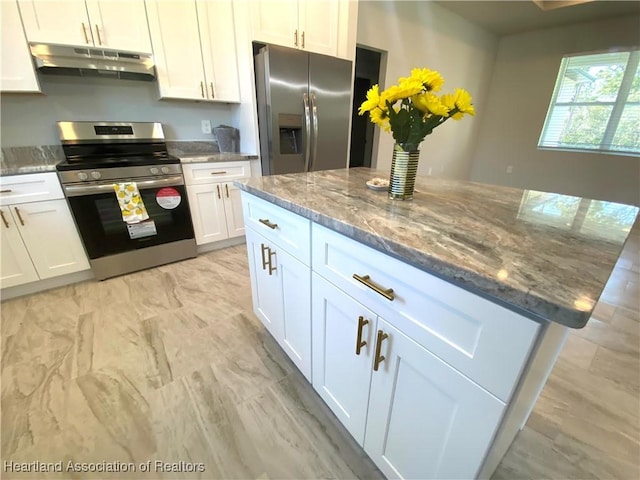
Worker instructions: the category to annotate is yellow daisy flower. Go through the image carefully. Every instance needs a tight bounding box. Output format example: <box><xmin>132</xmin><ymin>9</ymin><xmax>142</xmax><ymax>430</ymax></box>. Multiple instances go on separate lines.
<box><xmin>409</xmin><ymin>68</ymin><xmax>445</xmax><ymax>92</ymax></box>
<box><xmin>412</xmin><ymin>93</ymin><xmax>449</xmax><ymax>117</ymax></box>
<box><xmin>441</xmin><ymin>88</ymin><xmax>475</xmax><ymax>120</ymax></box>
<box><xmin>358</xmin><ymin>84</ymin><xmax>381</xmax><ymax>115</ymax></box>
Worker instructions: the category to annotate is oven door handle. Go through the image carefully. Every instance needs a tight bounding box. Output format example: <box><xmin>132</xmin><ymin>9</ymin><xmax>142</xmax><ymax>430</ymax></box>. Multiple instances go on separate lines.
<box><xmin>63</xmin><ymin>176</ymin><xmax>185</xmax><ymax>197</ymax></box>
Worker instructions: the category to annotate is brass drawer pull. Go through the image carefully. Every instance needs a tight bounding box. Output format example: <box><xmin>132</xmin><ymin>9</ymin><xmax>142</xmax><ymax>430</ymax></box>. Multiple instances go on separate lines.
<box><xmin>268</xmin><ymin>248</ymin><xmax>277</xmax><ymax>275</ymax></box>
<box><xmin>355</xmin><ymin>316</ymin><xmax>369</xmax><ymax>355</ymax></box>
<box><xmin>200</xmin><ymin>81</ymin><xmax>205</xmax><ymax>98</ymax></box>
<box><xmin>14</xmin><ymin>207</ymin><xmax>25</xmax><ymax>226</ymax></box>
<box><xmin>373</xmin><ymin>330</ymin><xmax>388</xmax><ymax>371</ymax></box>
<box><xmin>352</xmin><ymin>274</ymin><xmax>395</xmax><ymax>301</ymax></box>
<box><xmin>210</xmin><ymin>82</ymin><xmax>215</xmax><ymax>99</ymax></box>
<box><xmin>0</xmin><ymin>189</ymin><xmax>13</xmax><ymax>193</ymax></box>
<box><xmin>210</xmin><ymin>171</ymin><xmax>227</xmax><ymax>175</ymax></box>
<box><xmin>294</xmin><ymin>29</ymin><xmax>298</xmax><ymax>47</ymax></box>
<box><xmin>259</xmin><ymin>218</ymin><xmax>278</xmax><ymax>230</ymax></box>
<box><xmin>261</xmin><ymin>243</ymin><xmax>269</xmax><ymax>270</ymax></box>
<box><xmin>0</xmin><ymin>210</ymin><xmax>9</xmax><ymax>228</ymax></box>
<box><xmin>225</xmin><ymin>184</ymin><xmax>229</xmax><ymax>198</ymax></box>
<box><xmin>301</xmin><ymin>31</ymin><xmax>305</xmax><ymax>48</ymax></box>
<box><xmin>216</xmin><ymin>184</ymin><xmax>221</xmax><ymax>199</ymax></box>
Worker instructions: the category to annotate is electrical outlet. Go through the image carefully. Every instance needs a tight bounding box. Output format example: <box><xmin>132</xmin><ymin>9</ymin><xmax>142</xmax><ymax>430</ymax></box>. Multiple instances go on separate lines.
<box><xmin>427</xmin><ymin>167</ymin><xmax>432</xmax><ymax>175</ymax></box>
<box><xmin>201</xmin><ymin>120</ymin><xmax>212</xmax><ymax>134</ymax></box>
<box><xmin>506</xmin><ymin>165</ymin><xmax>513</xmax><ymax>174</ymax></box>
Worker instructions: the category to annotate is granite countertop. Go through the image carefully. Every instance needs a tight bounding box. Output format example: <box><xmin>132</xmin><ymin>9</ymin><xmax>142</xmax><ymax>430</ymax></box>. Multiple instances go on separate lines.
<box><xmin>235</xmin><ymin>167</ymin><xmax>639</xmax><ymax>328</ymax></box>
<box><xmin>179</xmin><ymin>153</ymin><xmax>258</xmax><ymax>164</ymax></box>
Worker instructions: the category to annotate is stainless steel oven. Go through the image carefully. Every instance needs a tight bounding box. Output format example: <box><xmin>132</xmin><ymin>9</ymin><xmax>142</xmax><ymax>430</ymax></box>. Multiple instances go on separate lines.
<box><xmin>56</xmin><ymin>121</ymin><xmax>196</xmax><ymax>280</ymax></box>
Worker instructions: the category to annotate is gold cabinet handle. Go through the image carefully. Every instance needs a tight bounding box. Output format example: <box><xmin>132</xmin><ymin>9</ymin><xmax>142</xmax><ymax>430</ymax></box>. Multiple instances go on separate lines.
<box><xmin>352</xmin><ymin>274</ymin><xmax>395</xmax><ymax>301</ymax></box>
<box><xmin>81</xmin><ymin>22</ymin><xmax>90</xmax><ymax>44</ymax></box>
<box><xmin>301</xmin><ymin>31</ymin><xmax>305</xmax><ymax>48</ymax></box>
<box><xmin>216</xmin><ymin>184</ymin><xmax>221</xmax><ymax>199</ymax></box>
<box><xmin>267</xmin><ymin>247</ymin><xmax>277</xmax><ymax>275</ymax></box>
<box><xmin>373</xmin><ymin>330</ymin><xmax>388</xmax><ymax>372</ymax></box>
<box><xmin>95</xmin><ymin>24</ymin><xmax>102</xmax><ymax>45</ymax></box>
<box><xmin>294</xmin><ymin>29</ymin><xmax>298</xmax><ymax>46</ymax></box>
<box><xmin>200</xmin><ymin>81</ymin><xmax>205</xmax><ymax>98</ymax></box>
<box><xmin>258</xmin><ymin>218</ymin><xmax>278</xmax><ymax>230</ymax></box>
<box><xmin>355</xmin><ymin>316</ymin><xmax>369</xmax><ymax>355</ymax></box>
<box><xmin>0</xmin><ymin>189</ymin><xmax>13</xmax><ymax>193</ymax></box>
<box><xmin>0</xmin><ymin>210</ymin><xmax>9</xmax><ymax>228</ymax></box>
<box><xmin>210</xmin><ymin>82</ymin><xmax>215</xmax><ymax>99</ymax></box>
<box><xmin>210</xmin><ymin>171</ymin><xmax>227</xmax><ymax>175</ymax></box>
<box><xmin>225</xmin><ymin>184</ymin><xmax>229</xmax><ymax>198</ymax></box>
<box><xmin>14</xmin><ymin>207</ymin><xmax>25</xmax><ymax>226</ymax></box>
<box><xmin>260</xmin><ymin>243</ymin><xmax>269</xmax><ymax>270</ymax></box>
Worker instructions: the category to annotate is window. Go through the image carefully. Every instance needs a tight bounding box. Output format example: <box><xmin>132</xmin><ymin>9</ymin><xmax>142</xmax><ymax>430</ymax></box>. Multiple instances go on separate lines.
<box><xmin>539</xmin><ymin>49</ymin><xmax>640</xmax><ymax>156</ymax></box>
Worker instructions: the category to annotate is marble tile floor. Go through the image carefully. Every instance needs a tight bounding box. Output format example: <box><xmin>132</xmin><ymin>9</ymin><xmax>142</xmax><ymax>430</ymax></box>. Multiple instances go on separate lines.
<box><xmin>1</xmin><ymin>225</ymin><xmax>638</xmax><ymax>480</ymax></box>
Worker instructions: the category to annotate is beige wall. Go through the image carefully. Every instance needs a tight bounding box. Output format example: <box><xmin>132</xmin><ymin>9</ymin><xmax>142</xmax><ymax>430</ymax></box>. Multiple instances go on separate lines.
<box><xmin>470</xmin><ymin>15</ymin><xmax>640</xmax><ymax>206</ymax></box>
<box><xmin>356</xmin><ymin>0</ymin><xmax>498</xmax><ymax>179</ymax></box>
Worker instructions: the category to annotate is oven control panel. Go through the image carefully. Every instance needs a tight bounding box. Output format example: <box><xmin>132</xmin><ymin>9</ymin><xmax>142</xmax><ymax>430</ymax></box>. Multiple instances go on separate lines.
<box><xmin>58</xmin><ymin>164</ymin><xmax>184</xmax><ymax>184</ymax></box>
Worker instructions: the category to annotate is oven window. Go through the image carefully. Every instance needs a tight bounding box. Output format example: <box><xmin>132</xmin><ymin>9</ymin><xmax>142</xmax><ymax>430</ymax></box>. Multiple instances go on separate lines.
<box><xmin>67</xmin><ymin>185</ymin><xmax>195</xmax><ymax>259</ymax></box>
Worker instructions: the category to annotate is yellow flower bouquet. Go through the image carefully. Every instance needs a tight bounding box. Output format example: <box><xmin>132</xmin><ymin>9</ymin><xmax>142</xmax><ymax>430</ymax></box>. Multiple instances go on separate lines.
<box><xmin>358</xmin><ymin>68</ymin><xmax>475</xmax><ymax>199</ymax></box>
<box><xmin>358</xmin><ymin>68</ymin><xmax>475</xmax><ymax>152</ymax></box>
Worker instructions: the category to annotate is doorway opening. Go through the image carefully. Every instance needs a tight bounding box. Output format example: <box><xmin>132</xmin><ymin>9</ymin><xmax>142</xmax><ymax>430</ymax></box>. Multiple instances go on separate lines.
<box><xmin>349</xmin><ymin>46</ymin><xmax>382</xmax><ymax>168</ymax></box>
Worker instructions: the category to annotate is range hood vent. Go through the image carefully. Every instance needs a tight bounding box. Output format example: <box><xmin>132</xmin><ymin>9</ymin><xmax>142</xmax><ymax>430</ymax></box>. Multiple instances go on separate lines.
<box><xmin>30</xmin><ymin>43</ymin><xmax>155</xmax><ymax>81</ymax></box>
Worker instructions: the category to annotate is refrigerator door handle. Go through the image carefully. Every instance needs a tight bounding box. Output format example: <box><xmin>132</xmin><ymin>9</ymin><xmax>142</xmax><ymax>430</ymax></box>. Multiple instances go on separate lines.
<box><xmin>303</xmin><ymin>93</ymin><xmax>311</xmax><ymax>172</ymax></box>
<box><xmin>310</xmin><ymin>93</ymin><xmax>318</xmax><ymax>171</ymax></box>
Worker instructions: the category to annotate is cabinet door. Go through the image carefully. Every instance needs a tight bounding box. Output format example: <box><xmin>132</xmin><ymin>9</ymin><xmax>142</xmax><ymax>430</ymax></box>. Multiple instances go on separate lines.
<box><xmin>145</xmin><ymin>0</ymin><xmax>207</xmax><ymax>100</ymax></box>
<box><xmin>251</xmin><ymin>0</ymin><xmax>298</xmax><ymax>49</ymax></box>
<box><xmin>246</xmin><ymin>228</ymin><xmax>284</xmax><ymax>339</ymax></box>
<box><xmin>298</xmin><ymin>0</ymin><xmax>339</xmax><ymax>56</ymax></box>
<box><xmin>1</xmin><ymin>0</ymin><xmax>40</xmax><ymax>92</ymax></box>
<box><xmin>14</xmin><ymin>200</ymin><xmax>90</xmax><ymax>280</ymax></box>
<box><xmin>197</xmin><ymin>0</ymin><xmax>240</xmax><ymax>102</ymax></box>
<box><xmin>311</xmin><ymin>273</ymin><xmax>375</xmax><ymax>445</ymax></box>
<box><xmin>0</xmin><ymin>208</ymin><xmax>39</xmax><ymax>289</ymax></box>
<box><xmin>222</xmin><ymin>182</ymin><xmax>245</xmax><ymax>239</ymax></box>
<box><xmin>246</xmin><ymin>228</ymin><xmax>311</xmax><ymax>380</ymax></box>
<box><xmin>85</xmin><ymin>0</ymin><xmax>152</xmax><ymax>53</ymax></box>
<box><xmin>17</xmin><ymin>0</ymin><xmax>93</xmax><ymax>46</ymax></box>
<box><xmin>364</xmin><ymin>318</ymin><xmax>505</xmax><ymax>480</ymax></box>
<box><xmin>186</xmin><ymin>183</ymin><xmax>229</xmax><ymax>245</ymax></box>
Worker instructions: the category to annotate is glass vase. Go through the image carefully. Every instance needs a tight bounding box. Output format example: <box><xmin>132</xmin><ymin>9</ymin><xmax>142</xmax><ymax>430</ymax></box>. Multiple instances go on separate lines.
<box><xmin>388</xmin><ymin>143</ymin><xmax>420</xmax><ymax>200</ymax></box>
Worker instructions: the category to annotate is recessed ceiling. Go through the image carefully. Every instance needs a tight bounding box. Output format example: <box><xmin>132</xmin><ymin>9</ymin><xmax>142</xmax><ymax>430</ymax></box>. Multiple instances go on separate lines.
<box><xmin>434</xmin><ymin>0</ymin><xmax>640</xmax><ymax>36</ymax></box>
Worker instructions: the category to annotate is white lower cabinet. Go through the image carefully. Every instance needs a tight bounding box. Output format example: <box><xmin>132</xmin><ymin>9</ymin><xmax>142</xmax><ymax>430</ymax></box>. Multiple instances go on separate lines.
<box><xmin>245</xmin><ymin>227</ymin><xmax>311</xmax><ymax>380</ymax></box>
<box><xmin>312</xmin><ymin>274</ymin><xmax>505</xmax><ymax>478</ymax></box>
<box><xmin>183</xmin><ymin>162</ymin><xmax>249</xmax><ymax>245</ymax></box>
<box><xmin>364</xmin><ymin>317</ymin><xmax>505</xmax><ymax>480</ymax></box>
<box><xmin>0</xmin><ymin>199</ymin><xmax>90</xmax><ymax>288</ymax></box>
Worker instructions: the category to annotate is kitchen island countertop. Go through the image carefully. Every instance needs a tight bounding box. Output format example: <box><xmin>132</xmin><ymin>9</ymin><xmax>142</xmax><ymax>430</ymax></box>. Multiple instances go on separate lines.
<box><xmin>236</xmin><ymin>167</ymin><xmax>638</xmax><ymax>328</ymax></box>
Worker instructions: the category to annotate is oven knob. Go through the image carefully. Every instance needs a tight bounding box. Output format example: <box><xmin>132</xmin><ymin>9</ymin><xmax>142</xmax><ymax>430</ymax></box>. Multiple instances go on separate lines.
<box><xmin>77</xmin><ymin>172</ymin><xmax>88</xmax><ymax>181</ymax></box>
<box><xmin>161</xmin><ymin>166</ymin><xmax>170</xmax><ymax>174</ymax></box>
<box><xmin>150</xmin><ymin>167</ymin><xmax>159</xmax><ymax>175</ymax></box>
<box><xmin>91</xmin><ymin>171</ymin><xmax>102</xmax><ymax>180</ymax></box>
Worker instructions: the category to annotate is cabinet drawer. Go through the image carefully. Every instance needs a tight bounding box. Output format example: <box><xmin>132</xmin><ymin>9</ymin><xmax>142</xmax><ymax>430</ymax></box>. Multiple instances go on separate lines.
<box><xmin>242</xmin><ymin>192</ymin><xmax>311</xmax><ymax>266</ymax></box>
<box><xmin>182</xmin><ymin>161</ymin><xmax>250</xmax><ymax>185</ymax></box>
<box><xmin>312</xmin><ymin>223</ymin><xmax>540</xmax><ymax>402</ymax></box>
<box><xmin>0</xmin><ymin>173</ymin><xmax>63</xmax><ymax>206</ymax></box>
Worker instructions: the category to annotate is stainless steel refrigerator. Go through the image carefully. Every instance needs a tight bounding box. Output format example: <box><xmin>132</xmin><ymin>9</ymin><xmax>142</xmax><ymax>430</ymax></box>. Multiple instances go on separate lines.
<box><xmin>254</xmin><ymin>44</ymin><xmax>353</xmax><ymax>175</ymax></box>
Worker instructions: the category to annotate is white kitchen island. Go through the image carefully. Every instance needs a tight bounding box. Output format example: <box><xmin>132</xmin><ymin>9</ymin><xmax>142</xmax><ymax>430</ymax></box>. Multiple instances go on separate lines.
<box><xmin>235</xmin><ymin>167</ymin><xmax>638</xmax><ymax>479</ymax></box>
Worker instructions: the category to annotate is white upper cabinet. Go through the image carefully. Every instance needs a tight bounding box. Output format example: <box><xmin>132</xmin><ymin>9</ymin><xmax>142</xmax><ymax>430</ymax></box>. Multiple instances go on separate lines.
<box><xmin>252</xmin><ymin>0</ymin><xmax>343</xmax><ymax>57</ymax></box>
<box><xmin>17</xmin><ymin>0</ymin><xmax>152</xmax><ymax>52</ymax></box>
<box><xmin>298</xmin><ymin>0</ymin><xmax>339</xmax><ymax>57</ymax></box>
<box><xmin>18</xmin><ymin>0</ymin><xmax>92</xmax><ymax>46</ymax></box>
<box><xmin>1</xmin><ymin>0</ymin><xmax>40</xmax><ymax>92</ymax></box>
<box><xmin>146</xmin><ymin>0</ymin><xmax>240</xmax><ymax>102</ymax></box>
<box><xmin>84</xmin><ymin>0</ymin><xmax>152</xmax><ymax>52</ymax></box>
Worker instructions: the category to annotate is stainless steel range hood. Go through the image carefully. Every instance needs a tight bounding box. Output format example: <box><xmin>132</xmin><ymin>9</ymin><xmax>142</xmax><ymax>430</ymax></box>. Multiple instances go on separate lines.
<box><xmin>30</xmin><ymin>43</ymin><xmax>155</xmax><ymax>81</ymax></box>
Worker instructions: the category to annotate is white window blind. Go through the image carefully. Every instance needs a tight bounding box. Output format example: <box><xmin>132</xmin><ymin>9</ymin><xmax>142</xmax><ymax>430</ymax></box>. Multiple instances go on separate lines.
<box><xmin>539</xmin><ymin>49</ymin><xmax>640</xmax><ymax>156</ymax></box>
